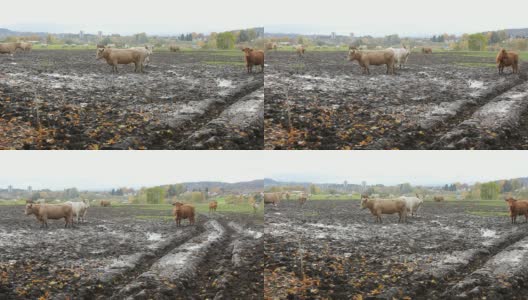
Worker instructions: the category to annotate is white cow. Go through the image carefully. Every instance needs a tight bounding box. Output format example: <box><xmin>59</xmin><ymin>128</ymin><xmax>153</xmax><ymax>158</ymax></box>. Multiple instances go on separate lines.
<box><xmin>65</xmin><ymin>200</ymin><xmax>90</xmax><ymax>223</ymax></box>
<box><xmin>389</xmin><ymin>46</ymin><xmax>411</xmax><ymax>69</ymax></box>
<box><xmin>131</xmin><ymin>45</ymin><xmax>153</xmax><ymax>67</ymax></box>
<box><xmin>398</xmin><ymin>195</ymin><xmax>423</xmax><ymax>217</ymax></box>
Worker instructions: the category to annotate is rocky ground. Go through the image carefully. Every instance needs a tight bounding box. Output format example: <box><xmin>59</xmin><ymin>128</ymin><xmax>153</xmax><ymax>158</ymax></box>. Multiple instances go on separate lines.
<box><xmin>0</xmin><ymin>50</ymin><xmax>263</xmax><ymax>149</ymax></box>
<box><xmin>265</xmin><ymin>51</ymin><xmax>528</xmax><ymax>149</ymax></box>
<box><xmin>264</xmin><ymin>199</ymin><xmax>528</xmax><ymax>299</ymax></box>
<box><xmin>0</xmin><ymin>205</ymin><xmax>263</xmax><ymax>299</ymax></box>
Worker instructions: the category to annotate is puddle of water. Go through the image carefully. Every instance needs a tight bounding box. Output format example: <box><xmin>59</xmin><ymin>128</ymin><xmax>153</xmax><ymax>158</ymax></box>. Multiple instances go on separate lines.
<box><xmin>480</xmin><ymin>229</ymin><xmax>497</xmax><ymax>238</ymax></box>
<box><xmin>146</xmin><ymin>232</ymin><xmax>162</xmax><ymax>241</ymax></box>
<box><xmin>216</xmin><ymin>79</ymin><xmax>233</xmax><ymax>88</ymax></box>
<box><xmin>468</xmin><ymin>80</ymin><xmax>484</xmax><ymax>89</ymax></box>
<box><xmin>509</xmin><ymin>93</ymin><xmax>528</xmax><ymax>100</ymax></box>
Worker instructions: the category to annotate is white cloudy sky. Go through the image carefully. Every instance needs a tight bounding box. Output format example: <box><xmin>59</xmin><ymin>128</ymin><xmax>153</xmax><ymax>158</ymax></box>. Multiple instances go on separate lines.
<box><xmin>1</xmin><ymin>0</ymin><xmax>526</xmax><ymax>36</ymax></box>
<box><xmin>265</xmin><ymin>0</ymin><xmax>528</xmax><ymax>36</ymax></box>
<box><xmin>264</xmin><ymin>151</ymin><xmax>528</xmax><ymax>186</ymax></box>
<box><xmin>1</xmin><ymin>0</ymin><xmax>262</xmax><ymax>35</ymax></box>
<box><xmin>0</xmin><ymin>151</ymin><xmax>526</xmax><ymax>190</ymax></box>
<box><xmin>0</xmin><ymin>151</ymin><xmax>264</xmax><ymax>190</ymax></box>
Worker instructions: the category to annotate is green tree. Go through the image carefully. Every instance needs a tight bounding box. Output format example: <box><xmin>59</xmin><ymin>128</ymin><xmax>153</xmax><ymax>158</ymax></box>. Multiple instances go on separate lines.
<box><xmin>468</xmin><ymin>33</ymin><xmax>488</xmax><ymax>51</ymax></box>
<box><xmin>46</xmin><ymin>34</ymin><xmax>57</xmax><ymax>45</ymax></box>
<box><xmin>167</xmin><ymin>185</ymin><xmax>177</xmax><ymax>197</ymax></box>
<box><xmin>146</xmin><ymin>187</ymin><xmax>165</xmax><ymax>204</ymax></box>
<box><xmin>238</xmin><ymin>30</ymin><xmax>250</xmax><ymax>43</ymax></box>
<box><xmin>481</xmin><ymin>182</ymin><xmax>500</xmax><ymax>200</ymax></box>
<box><xmin>502</xmin><ymin>180</ymin><xmax>513</xmax><ymax>193</ymax></box>
<box><xmin>489</xmin><ymin>31</ymin><xmax>501</xmax><ymax>44</ymax></box>
<box><xmin>310</xmin><ymin>185</ymin><xmax>321</xmax><ymax>195</ymax></box>
<box><xmin>247</xmin><ymin>29</ymin><xmax>257</xmax><ymax>41</ymax></box>
<box><xmin>134</xmin><ymin>32</ymin><xmax>148</xmax><ymax>44</ymax></box>
<box><xmin>217</xmin><ymin>32</ymin><xmax>236</xmax><ymax>49</ymax></box>
<box><xmin>399</xmin><ymin>183</ymin><xmax>412</xmax><ymax>194</ymax></box>
<box><xmin>191</xmin><ymin>191</ymin><xmax>205</xmax><ymax>202</ymax></box>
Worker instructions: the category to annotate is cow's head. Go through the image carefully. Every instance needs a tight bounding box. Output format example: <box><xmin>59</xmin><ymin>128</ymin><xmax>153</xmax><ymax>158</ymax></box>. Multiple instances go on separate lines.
<box><xmin>348</xmin><ymin>49</ymin><xmax>361</xmax><ymax>61</ymax></box>
<box><xmin>360</xmin><ymin>195</ymin><xmax>369</xmax><ymax>209</ymax></box>
<box><xmin>25</xmin><ymin>203</ymin><xmax>36</xmax><ymax>215</ymax></box>
<box><xmin>96</xmin><ymin>48</ymin><xmax>106</xmax><ymax>60</ymax></box>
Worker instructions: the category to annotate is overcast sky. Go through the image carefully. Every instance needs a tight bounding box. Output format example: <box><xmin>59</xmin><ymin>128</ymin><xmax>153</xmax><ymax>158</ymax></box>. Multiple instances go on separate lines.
<box><xmin>0</xmin><ymin>151</ymin><xmax>526</xmax><ymax>190</ymax></box>
<box><xmin>1</xmin><ymin>0</ymin><xmax>262</xmax><ymax>35</ymax></box>
<box><xmin>1</xmin><ymin>0</ymin><xmax>526</xmax><ymax>36</ymax></box>
<box><xmin>264</xmin><ymin>151</ymin><xmax>528</xmax><ymax>186</ymax></box>
<box><xmin>0</xmin><ymin>151</ymin><xmax>264</xmax><ymax>190</ymax></box>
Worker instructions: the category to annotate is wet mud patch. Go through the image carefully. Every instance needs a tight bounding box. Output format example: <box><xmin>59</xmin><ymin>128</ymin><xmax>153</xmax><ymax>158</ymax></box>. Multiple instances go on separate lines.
<box><xmin>264</xmin><ymin>51</ymin><xmax>527</xmax><ymax>149</ymax></box>
<box><xmin>264</xmin><ymin>200</ymin><xmax>528</xmax><ymax>299</ymax></box>
<box><xmin>0</xmin><ymin>205</ymin><xmax>263</xmax><ymax>299</ymax></box>
<box><xmin>0</xmin><ymin>50</ymin><xmax>263</xmax><ymax>149</ymax></box>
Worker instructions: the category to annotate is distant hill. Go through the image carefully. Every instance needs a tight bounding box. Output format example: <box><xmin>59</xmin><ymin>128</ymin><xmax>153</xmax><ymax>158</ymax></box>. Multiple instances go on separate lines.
<box><xmin>178</xmin><ymin>179</ymin><xmax>263</xmax><ymax>193</ymax></box>
<box><xmin>0</xmin><ymin>27</ymin><xmax>265</xmax><ymax>40</ymax></box>
<box><xmin>0</xmin><ymin>28</ymin><xmax>47</xmax><ymax>39</ymax></box>
<box><xmin>505</xmin><ymin>28</ymin><xmax>528</xmax><ymax>38</ymax></box>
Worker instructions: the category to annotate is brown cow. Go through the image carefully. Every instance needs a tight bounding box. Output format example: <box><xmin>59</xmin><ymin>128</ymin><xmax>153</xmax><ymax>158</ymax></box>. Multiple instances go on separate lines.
<box><xmin>265</xmin><ymin>42</ymin><xmax>278</xmax><ymax>51</ymax></box>
<box><xmin>169</xmin><ymin>45</ymin><xmax>180</xmax><ymax>52</ymax></box>
<box><xmin>296</xmin><ymin>45</ymin><xmax>305</xmax><ymax>57</ymax></box>
<box><xmin>0</xmin><ymin>42</ymin><xmax>21</xmax><ymax>55</ymax></box>
<box><xmin>172</xmin><ymin>202</ymin><xmax>195</xmax><ymax>226</ymax></box>
<box><xmin>433</xmin><ymin>196</ymin><xmax>445</xmax><ymax>202</ymax></box>
<box><xmin>263</xmin><ymin>193</ymin><xmax>283</xmax><ymax>206</ymax></box>
<box><xmin>96</xmin><ymin>47</ymin><xmax>146</xmax><ymax>73</ymax></box>
<box><xmin>100</xmin><ymin>200</ymin><xmax>111</xmax><ymax>207</ymax></box>
<box><xmin>360</xmin><ymin>195</ymin><xmax>407</xmax><ymax>223</ymax></box>
<box><xmin>505</xmin><ymin>197</ymin><xmax>528</xmax><ymax>224</ymax></box>
<box><xmin>422</xmin><ymin>47</ymin><xmax>433</xmax><ymax>54</ymax></box>
<box><xmin>25</xmin><ymin>203</ymin><xmax>73</xmax><ymax>228</ymax></box>
<box><xmin>348</xmin><ymin>49</ymin><xmax>395</xmax><ymax>75</ymax></box>
<box><xmin>209</xmin><ymin>201</ymin><xmax>218</xmax><ymax>214</ymax></box>
<box><xmin>298</xmin><ymin>193</ymin><xmax>308</xmax><ymax>207</ymax></box>
<box><xmin>496</xmin><ymin>49</ymin><xmax>519</xmax><ymax>74</ymax></box>
<box><xmin>242</xmin><ymin>48</ymin><xmax>264</xmax><ymax>73</ymax></box>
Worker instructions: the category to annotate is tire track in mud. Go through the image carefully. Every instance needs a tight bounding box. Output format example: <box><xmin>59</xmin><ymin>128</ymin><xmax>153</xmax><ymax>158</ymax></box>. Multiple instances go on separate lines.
<box><xmin>182</xmin><ymin>87</ymin><xmax>264</xmax><ymax>150</ymax></box>
<box><xmin>82</xmin><ymin>224</ymin><xmax>204</xmax><ymax>299</ymax></box>
<box><xmin>110</xmin><ymin>218</ymin><xmax>226</xmax><ymax>299</ymax></box>
<box><xmin>88</xmin><ymin>216</ymin><xmax>262</xmax><ymax>299</ymax></box>
<box><xmin>174</xmin><ymin>218</ymin><xmax>263</xmax><ymax>300</ymax></box>
<box><xmin>368</xmin><ymin>67</ymin><xmax>528</xmax><ymax>150</ymax></box>
<box><xmin>415</xmin><ymin>229</ymin><xmax>528</xmax><ymax>299</ymax></box>
<box><xmin>162</xmin><ymin>77</ymin><xmax>264</xmax><ymax>149</ymax></box>
<box><xmin>421</xmin><ymin>63</ymin><xmax>528</xmax><ymax>150</ymax></box>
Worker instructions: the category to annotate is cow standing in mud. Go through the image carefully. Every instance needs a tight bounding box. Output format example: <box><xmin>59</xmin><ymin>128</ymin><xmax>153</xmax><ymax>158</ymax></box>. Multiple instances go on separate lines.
<box><xmin>296</xmin><ymin>45</ymin><xmax>305</xmax><ymax>57</ymax></box>
<box><xmin>209</xmin><ymin>200</ymin><xmax>218</xmax><ymax>214</ymax></box>
<box><xmin>348</xmin><ymin>49</ymin><xmax>396</xmax><ymax>75</ymax></box>
<box><xmin>173</xmin><ymin>202</ymin><xmax>195</xmax><ymax>226</ymax></box>
<box><xmin>242</xmin><ymin>48</ymin><xmax>264</xmax><ymax>73</ymax></box>
<box><xmin>298</xmin><ymin>193</ymin><xmax>309</xmax><ymax>207</ymax></box>
<box><xmin>25</xmin><ymin>203</ymin><xmax>74</xmax><ymax>228</ymax></box>
<box><xmin>505</xmin><ymin>197</ymin><xmax>528</xmax><ymax>224</ymax></box>
<box><xmin>263</xmin><ymin>192</ymin><xmax>283</xmax><ymax>207</ymax></box>
<box><xmin>496</xmin><ymin>49</ymin><xmax>519</xmax><ymax>74</ymax></box>
<box><xmin>96</xmin><ymin>47</ymin><xmax>147</xmax><ymax>73</ymax></box>
<box><xmin>0</xmin><ymin>42</ymin><xmax>21</xmax><ymax>56</ymax></box>
<box><xmin>100</xmin><ymin>200</ymin><xmax>111</xmax><ymax>207</ymax></box>
<box><xmin>360</xmin><ymin>195</ymin><xmax>407</xmax><ymax>223</ymax></box>
<box><xmin>422</xmin><ymin>47</ymin><xmax>433</xmax><ymax>54</ymax></box>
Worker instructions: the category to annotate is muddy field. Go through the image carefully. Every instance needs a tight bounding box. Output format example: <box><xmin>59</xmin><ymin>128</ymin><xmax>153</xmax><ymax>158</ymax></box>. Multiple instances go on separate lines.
<box><xmin>264</xmin><ymin>200</ymin><xmax>528</xmax><ymax>299</ymax></box>
<box><xmin>0</xmin><ymin>205</ymin><xmax>263</xmax><ymax>299</ymax></box>
<box><xmin>0</xmin><ymin>50</ymin><xmax>263</xmax><ymax>149</ymax></box>
<box><xmin>265</xmin><ymin>51</ymin><xmax>528</xmax><ymax>149</ymax></box>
